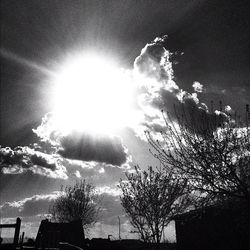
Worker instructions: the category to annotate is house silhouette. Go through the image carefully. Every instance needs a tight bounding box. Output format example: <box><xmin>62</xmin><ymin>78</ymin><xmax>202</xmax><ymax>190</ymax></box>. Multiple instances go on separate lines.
<box><xmin>36</xmin><ymin>219</ymin><xmax>85</xmax><ymax>249</ymax></box>
<box><xmin>174</xmin><ymin>201</ymin><xmax>250</xmax><ymax>250</ymax></box>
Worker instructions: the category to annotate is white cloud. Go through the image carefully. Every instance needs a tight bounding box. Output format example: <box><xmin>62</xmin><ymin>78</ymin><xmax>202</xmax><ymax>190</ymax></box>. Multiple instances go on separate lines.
<box><xmin>192</xmin><ymin>81</ymin><xmax>203</xmax><ymax>92</ymax></box>
<box><xmin>96</xmin><ymin>186</ymin><xmax>121</xmax><ymax>196</ymax></box>
<box><xmin>133</xmin><ymin>35</ymin><xmax>229</xmax><ymax>139</ymax></box>
<box><xmin>0</xmin><ymin>192</ymin><xmax>61</xmax><ymax>218</ymax></box>
<box><xmin>75</xmin><ymin>170</ymin><xmax>81</xmax><ymax>178</ymax></box>
<box><xmin>225</xmin><ymin>105</ymin><xmax>233</xmax><ymax>114</ymax></box>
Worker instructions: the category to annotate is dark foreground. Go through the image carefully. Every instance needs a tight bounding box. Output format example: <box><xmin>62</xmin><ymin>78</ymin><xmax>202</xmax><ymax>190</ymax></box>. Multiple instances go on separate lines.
<box><xmin>1</xmin><ymin>240</ymin><xmax>177</xmax><ymax>250</ymax></box>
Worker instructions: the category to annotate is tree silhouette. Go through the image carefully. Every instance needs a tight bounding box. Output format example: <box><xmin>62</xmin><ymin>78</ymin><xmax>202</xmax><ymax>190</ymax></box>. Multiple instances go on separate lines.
<box><xmin>50</xmin><ymin>180</ymin><xmax>101</xmax><ymax>228</ymax></box>
<box><xmin>146</xmin><ymin>105</ymin><xmax>250</xmax><ymax>205</ymax></box>
<box><xmin>119</xmin><ymin>166</ymin><xmax>190</xmax><ymax>244</ymax></box>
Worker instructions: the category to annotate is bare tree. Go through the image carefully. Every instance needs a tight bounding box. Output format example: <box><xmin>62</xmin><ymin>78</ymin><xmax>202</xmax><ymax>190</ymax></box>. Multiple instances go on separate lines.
<box><xmin>50</xmin><ymin>180</ymin><xmax>101</xmax><ymax>228</ymax></box>
<box><xmin>119</xmin><ymin>166</ymin><xmax>190</xmax><ymax>244</ymax></box>
<box><xmin>146</xmin><ymin>106</ymin><xmax>250</xmax><ymax>205</ymax></box>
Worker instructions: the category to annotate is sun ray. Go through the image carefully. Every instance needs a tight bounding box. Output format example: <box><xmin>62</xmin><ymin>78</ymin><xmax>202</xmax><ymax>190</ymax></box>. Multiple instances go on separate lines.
<box><xmin>0</xmin><ymin>48</ymin><xmax>53</xmax><ymax>76</ymax></box>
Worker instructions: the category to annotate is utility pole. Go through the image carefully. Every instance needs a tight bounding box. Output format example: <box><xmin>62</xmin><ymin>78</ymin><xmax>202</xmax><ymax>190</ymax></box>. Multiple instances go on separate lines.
<box><xmin>246</xmin><ymin>104</ymin><xmax>249</xmax><ymax>128</ymax></box>
<box><xmin>118</xmin><ymin>216</ymin><xmax>121</xmax><ymax>240</ymax></box>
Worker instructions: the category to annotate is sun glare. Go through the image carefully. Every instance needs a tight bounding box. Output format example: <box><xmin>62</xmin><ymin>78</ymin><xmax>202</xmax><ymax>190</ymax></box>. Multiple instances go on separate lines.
<box><xmin>51</xmin><ymin>54</ymin><xmax>136</xmax><ymax>135</ymax></box>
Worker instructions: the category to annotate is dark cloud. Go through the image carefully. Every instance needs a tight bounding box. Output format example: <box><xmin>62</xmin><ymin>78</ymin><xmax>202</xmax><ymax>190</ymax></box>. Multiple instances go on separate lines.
<box><xmin>33</xmin><ymin>113</ymin><xmax>131</xmax><ymax>166</ymax></box>
<box><xmin>0</xmin><ymin>146</ymin><xmax>67</xmax><ymax>179</ymax></box>
<box><xmin>59</xmin><ymin>132</ymin><xmax>128</xmax><ymax>166</ymax></box>
<box><xmin>0</xmin><ymin>146</ymin><xmax>55</xmax><ymax>170</ymax></box>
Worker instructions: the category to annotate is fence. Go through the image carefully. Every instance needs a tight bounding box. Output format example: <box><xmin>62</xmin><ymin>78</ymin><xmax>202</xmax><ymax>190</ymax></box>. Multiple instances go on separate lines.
<box><xmin>0</xmin><ymin>217</ymin><xmax>21</xmax><ymax>247</ymax></box>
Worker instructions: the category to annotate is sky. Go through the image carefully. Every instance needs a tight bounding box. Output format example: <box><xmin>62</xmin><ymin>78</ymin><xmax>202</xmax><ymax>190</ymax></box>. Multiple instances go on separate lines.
<box><xmin>0</xmin><ymin>0</ymin><xmax>250</xmax><ymax>241</ymax></box>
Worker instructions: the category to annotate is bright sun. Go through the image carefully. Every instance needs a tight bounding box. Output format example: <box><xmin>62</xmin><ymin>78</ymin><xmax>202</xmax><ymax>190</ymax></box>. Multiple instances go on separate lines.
<box><xmin>51</xmin><ymin>54</ymin><xmax>136</xmax><ymax>135</ymax></box>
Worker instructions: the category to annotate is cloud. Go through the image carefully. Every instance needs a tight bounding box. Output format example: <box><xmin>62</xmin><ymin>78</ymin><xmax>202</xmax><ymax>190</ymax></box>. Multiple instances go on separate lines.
<box><xmin>134</xmin><ymin>35</ymin><xmax>173</xmax><ymax>82</ymax></box>
<box><xmin>1</xmin><ymin>120</ymin><xmax>132</xmax><ymax>187</ymax></box>
<box><xmin>75</xmin><ymin>170</ymin><xmax>81</xmax><ymax>178</ymax></box>
<box><xmin>97</xmin><ymin>185</ymin><xmax>121</xmax><ymax>196</ymax></box>
<box><xmin>64</xmin><ymin>159</ymin><xmax>130</xmax><ymax>187</ymax></box>
<box><xmin>33</xmin><ymin>114</ymin><xmax>131</xmax><ymax>167</ymax></box>
<box><xmin>59</xmin><ymin>132</ymin><xmax>129</xmax><ymax>166</ymax></box>
<box><xmin>192</xmin><ymin>81</ymin><xmax>203</xmax><ymax>92</ymax></box>
<box><xmin>0</xmin><ymin>192</ymin><xmax>61</xmax><ymax>218</ymax></box>
<box><xmin>133</xmin><ymin>36</ymin><xmax>229</xmax><ymax>138</ymax></box>
<box><xmin>0</xmin><ymin>146</ymin><xmax>67</xmax><ymax>179</ymax></box>
<box><xmin>0</xmin><ymin>151</ymin><xmax>130</xmax><ymax>203</ymax></box>
<box><xmin>225</xmin><ymin>105</ymin><xmax>234</xmax><ymax>114</ymax></box>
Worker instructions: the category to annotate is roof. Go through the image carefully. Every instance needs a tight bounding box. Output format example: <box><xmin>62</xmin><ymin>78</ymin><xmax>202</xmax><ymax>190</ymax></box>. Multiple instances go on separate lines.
<box><xmin>173</xmin><ymin>199</ymin><xmax>249</xmax><ymax>221</ymax></box>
